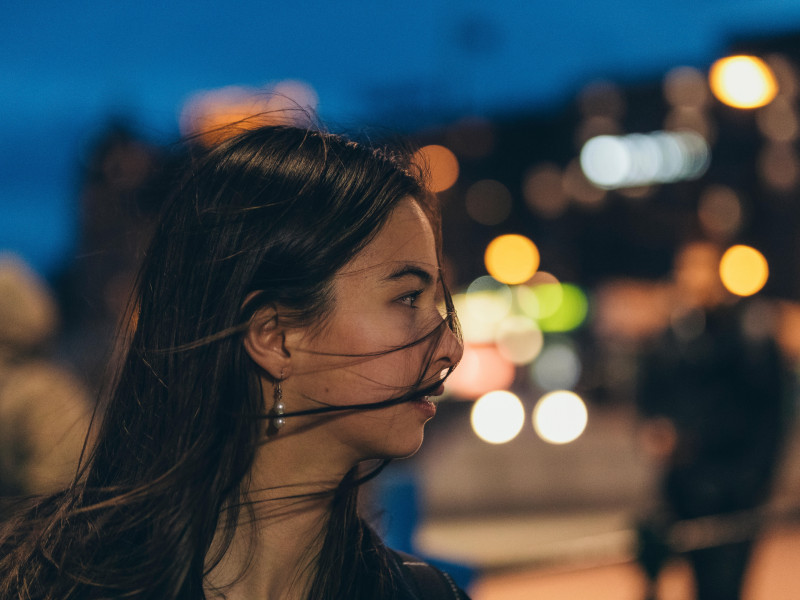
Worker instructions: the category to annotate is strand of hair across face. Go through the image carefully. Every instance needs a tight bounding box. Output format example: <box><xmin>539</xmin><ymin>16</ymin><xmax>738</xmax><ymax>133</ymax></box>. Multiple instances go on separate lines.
<box><xmin>257</xmin><ymin>374</ymin><xmax>451</xmax><ymax>421</ymax></box>
<box><xmin>250</xmin><ymin>309</ymin><xmax>460</xmax><ymax>421</ymax></box>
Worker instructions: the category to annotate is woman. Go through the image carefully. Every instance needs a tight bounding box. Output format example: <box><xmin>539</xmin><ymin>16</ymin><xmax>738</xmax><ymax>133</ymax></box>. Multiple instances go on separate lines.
<box><xmin>0</xmin><ymin>125</ymin><xmax>467</xmax><ymax>599</ymax></box>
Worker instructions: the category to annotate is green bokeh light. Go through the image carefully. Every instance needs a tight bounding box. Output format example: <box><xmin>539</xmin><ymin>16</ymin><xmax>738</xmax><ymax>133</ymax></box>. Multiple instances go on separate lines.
<box><xmin>536</xmin><ymin>284</ymin><xmax>588</xmax><ymax>332</ymax></box>
<box><xmin>516</xmin><ymin>282</ymin><xmax>563</xmax><ymax>319</ymax></box>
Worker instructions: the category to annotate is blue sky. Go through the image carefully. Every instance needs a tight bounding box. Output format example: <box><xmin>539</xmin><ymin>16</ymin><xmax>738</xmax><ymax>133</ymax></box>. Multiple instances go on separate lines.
<box><xmin>4</xmin><ymin>1</ymin><xmax>800</xmax><ymax>276</ymax></box>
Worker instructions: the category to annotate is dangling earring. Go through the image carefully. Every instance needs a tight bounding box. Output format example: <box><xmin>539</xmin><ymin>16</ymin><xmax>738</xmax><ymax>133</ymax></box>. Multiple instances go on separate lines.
<box><xmin>272</xmin><ymin>380</ymin><xmax>286</xmax><ymax>431</ymax></box>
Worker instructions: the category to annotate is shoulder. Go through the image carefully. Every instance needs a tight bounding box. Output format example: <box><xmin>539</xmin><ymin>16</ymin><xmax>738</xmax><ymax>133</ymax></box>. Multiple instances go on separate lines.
<box><xmin>390</xmin><ymin>550</ymin><xmax>472</xmax><ymax>600</ymax></box>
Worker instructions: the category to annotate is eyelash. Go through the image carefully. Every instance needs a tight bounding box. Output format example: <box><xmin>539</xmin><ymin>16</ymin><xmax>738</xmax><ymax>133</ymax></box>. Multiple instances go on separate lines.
<box><xmin>399</xmin><ymin>290</ymin><xmax>423</xmax><ymax>308</ymax></box>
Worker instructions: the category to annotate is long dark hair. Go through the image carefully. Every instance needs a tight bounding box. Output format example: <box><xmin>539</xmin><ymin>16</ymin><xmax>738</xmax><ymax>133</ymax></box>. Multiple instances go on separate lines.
<box><xmin>0</xmin><ymin>125</ymin><xmax>457</xmax><ymax>599</ymax></box>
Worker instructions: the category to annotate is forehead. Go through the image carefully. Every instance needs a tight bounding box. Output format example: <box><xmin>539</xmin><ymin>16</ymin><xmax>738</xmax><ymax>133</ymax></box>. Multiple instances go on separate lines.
<box><xmin>341</xmin><ymin>197</ymin><xmax>438</xmax><ymax>276</ymax></box>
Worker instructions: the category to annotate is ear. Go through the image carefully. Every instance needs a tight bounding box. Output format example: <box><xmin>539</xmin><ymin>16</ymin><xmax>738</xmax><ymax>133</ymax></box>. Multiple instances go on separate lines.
<box><xmin>243</xmin><ymin>306</ymin><xmax>291</xmax><ymax>380</ymax></box>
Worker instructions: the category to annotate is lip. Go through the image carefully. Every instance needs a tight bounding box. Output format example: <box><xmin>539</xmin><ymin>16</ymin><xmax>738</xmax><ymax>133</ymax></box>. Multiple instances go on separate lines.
<box><xmin>412</xmin><ymin>396</ymin><xmax>437</xmax><ymax>418</ymax></box>
<box><xmin>412</xmin><ymin>380</ymin><xmax>445</xmax><ymax>419</ymax></box>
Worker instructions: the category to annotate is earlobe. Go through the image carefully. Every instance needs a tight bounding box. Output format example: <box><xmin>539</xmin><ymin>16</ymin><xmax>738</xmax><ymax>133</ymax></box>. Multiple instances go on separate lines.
<box><xmin>243</xmin><ymin>308</ymin><xmax>291</xmax><ymax>380</ymax></box>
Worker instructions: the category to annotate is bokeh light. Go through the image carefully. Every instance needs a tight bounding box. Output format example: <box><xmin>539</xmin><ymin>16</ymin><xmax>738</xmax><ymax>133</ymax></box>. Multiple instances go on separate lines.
<box><xmin>529</xmin><ymin>270</ymin><xmax>561</xmax><ymax>288</ymax></box>
<box><xmin>759</xmin><ymin>142</ymin><xmax>800</xmax><ymax>191</ymax></box>
<box><xmin>563</xmin><ymin>159</ymin><xmax>606</xmax><ymax>206</ymax></box>
<box><xmin>270</xmin><ymin>80</ymin><xmax>320</xmax><ymax>113</ymax></box>
<box><xmin>592</xmin><ymin>280</ymin><xmax>672</xmax><ymax>342</ymax></box>
<box><xmin>580</xmin><ymin>131</ymin><xmax>710</xmax><ymax>189</ymax></box>
<box><xmin>414</xmin><ymin>145</ymin><xmax>459</xmax><ymax>192</ymax></box>
<box><xmin>522</xmin><ymin>163</ymin><xmax>568</xmax><ymax>219</ymax></box>
<box><xmin>580</xmin><ymin>135</ymin><xmax>629</xmax><ymax>188</ymax></box>
<box><xmin>516</xmin><ymin>279</ymin><xmax>563</xmax><ymax>320</ymax></box>
<box><xmin>447</xmin><ymin>343</ymin><xmax>515</xmax><ymax>399</ymax></box>
<box><xmin>766</xmin><ymin>54</ymin><xmax>799</xmax><ymax>100</ymax></box>
<box><xmin>530</xmin><ymin>339</ymin><xmax>582</xmax><ymax>390</ymax></box>
<box><xmin>536</xmin><ymin>284</ymin><xmax>589</xmax><ymax>332</ymax></box>
<box><xmin>756</xmin><ymin>96</ymin><xmax>799</xmax><ymax>142</ymax></box>
<box><xmin>495</xmin><ymin>315</ymin><xmax>544</xmax><ymax>365</ymax></box>
<box><xmin>664</xmin><ymin>106</ymin><xmax>715</xmax><ymax>143</ymax></box>
<box><xmin>533</xmin><ymin>390</ymin><xmax>588</xmax><ymax>445</ymax></box>
<box><xmin>674</xmin><ymin>241</ymin><xmax>727</xmax><ymax>309</ymax></box>
<box><xmin>179</xmin><ymin>81</ymin><xmax>317</xmax><ymax>145</ymax></box>
<box><xmin>180</xmin><ymin>86</ymin><xmax>272</xmax><ymax>144</ymax></box>
<box><xmin>709</xmin><ymin>55</ymin><xmax>778</xmax><ymax>109</ymax></box>
<box><xmin>663</xmin><ymin>66</ymin><xmax>710</xmax><ymax>108</ymax></box>
<box><xmin>471</xmin><ymin>390</ymin><xmax>525</xmax><ymax>444</ymax></box>
<box><xmin>455</xmin><ymin>276</ymin><xmax>513</xmax><ymax>343</ymax></box>
<box><xmin>484</xmin><ymin>234</ymin><xmax>540</xmax><ymax>285</ymax></box>
<box><xmin>465</xmin><ymin>179</ymin><xmax>513</xmax><ymax>225</ymax></box>
<box><xmin>719</xmin><ymin>245</ymin><xmax>769</xmax><ymax>296</ymax></box>
<box><xmin>697</xmin><ymin>185</ymin><xmax>743</xmax><ymax>240</ymax></box>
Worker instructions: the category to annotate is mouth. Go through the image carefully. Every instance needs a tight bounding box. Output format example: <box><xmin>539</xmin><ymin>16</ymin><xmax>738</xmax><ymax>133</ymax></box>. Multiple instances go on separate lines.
<box><xmin>412</xmin><ymin>395</ymin><xmax>437</xmax><ymax>418</ymax></box>
<box><xmin>409</xmin><ymin>379</ymin><xmax>446</xmax><ymax>416</ymax></box>
<box><xmin>415</xmin><ymin>379</ymin><xmax>446</xmax><ymax>402</ymax></box>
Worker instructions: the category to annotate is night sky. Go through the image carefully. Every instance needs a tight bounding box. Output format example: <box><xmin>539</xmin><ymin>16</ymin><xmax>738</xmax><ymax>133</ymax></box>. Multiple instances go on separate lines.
<box><xmin>4</xmin><ymin>1</ymin><xmax>800</xmax><ymax>277</ymax></box>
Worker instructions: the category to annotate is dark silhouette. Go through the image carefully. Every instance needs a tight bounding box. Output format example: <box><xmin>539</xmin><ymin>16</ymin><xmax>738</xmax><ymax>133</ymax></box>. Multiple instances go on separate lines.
<box><xmin>636</xmin><ymin>303</ymin><xmax>787</xmax><ymax>600</ymax></box>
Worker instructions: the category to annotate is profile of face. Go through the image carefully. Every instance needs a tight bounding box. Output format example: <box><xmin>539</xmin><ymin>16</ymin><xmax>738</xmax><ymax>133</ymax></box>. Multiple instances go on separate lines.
<box><xmin>257</xmin><ymin>197</ymin><xmax>463</xmax><ymax>465</ymax></box>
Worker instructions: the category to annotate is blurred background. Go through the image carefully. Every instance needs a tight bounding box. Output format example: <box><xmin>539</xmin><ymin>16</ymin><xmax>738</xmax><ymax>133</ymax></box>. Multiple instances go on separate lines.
<box><xmin>4</xmin><ymin>2</ymin><xmax>800</xmax><ymax>598</ymax></box>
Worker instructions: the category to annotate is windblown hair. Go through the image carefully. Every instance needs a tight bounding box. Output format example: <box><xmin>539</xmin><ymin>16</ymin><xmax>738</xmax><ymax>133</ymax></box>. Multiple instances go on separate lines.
<box><xmin>0</xmin><ymin>125</ymin><xmax>456</xmax><ymax>599</ymax></box>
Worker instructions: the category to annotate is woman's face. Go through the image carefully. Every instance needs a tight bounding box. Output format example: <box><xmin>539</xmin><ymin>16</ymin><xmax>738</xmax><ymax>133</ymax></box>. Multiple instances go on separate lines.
<box><xmin>283</xmin><ymin>197</ymin><xmax>463</xmax><ymax>463</ymax></box>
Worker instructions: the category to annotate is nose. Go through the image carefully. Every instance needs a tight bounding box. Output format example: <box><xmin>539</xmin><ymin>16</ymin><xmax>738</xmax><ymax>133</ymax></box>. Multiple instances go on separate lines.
<box><xmin>434</xmin><ymin>316</ymin><xmax>464</xmax><ymax>371</ymax></box>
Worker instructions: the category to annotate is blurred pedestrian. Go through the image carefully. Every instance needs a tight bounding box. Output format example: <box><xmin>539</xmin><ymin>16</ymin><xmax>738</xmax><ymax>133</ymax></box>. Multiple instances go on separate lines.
<box><xmin>635</xmin><ymin>242</ymin><xmax>788</xmax><ymax>600</ymax></box>
<box><xmin>0</xmin><ymin>256</ymin><xmax>90</xmax><ymax>502</ymax></box>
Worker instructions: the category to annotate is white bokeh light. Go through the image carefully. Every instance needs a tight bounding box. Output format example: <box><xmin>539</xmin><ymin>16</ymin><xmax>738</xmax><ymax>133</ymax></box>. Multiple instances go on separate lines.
<box><xmin>530</xmin><ymin>340</ymin><xmax>582</xmax><ymax>390</ymax></box>
<box><xmin>533</xmin><ymin>390</ymin><xmax>588</xmax><ymax>444</ymax></box>
<box><xmin>579</xmin><ymin>135</ymin><xmax>631</xmax><ymax>188</ymax></box>
<box><xmin>455</xmin><ymin>277</ymin><xmax>514</xmax><ymax>343</ymax></box>
<box><xmin>580</xmin><ymin>130</ymin><xmax>710</xmax><ymax>189</ymax></box>
<box><xmin>495</xmin><ymin>315</ymin><xmax>544</xmax><ymax>365</ymax></box>
<box><xmin>471</xmin><ymin>391</ymin><xmax>525</xmax><ymax>444</ymax></box>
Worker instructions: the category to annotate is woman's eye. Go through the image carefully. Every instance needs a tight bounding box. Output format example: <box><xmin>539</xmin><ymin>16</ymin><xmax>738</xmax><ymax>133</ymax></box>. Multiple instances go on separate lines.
<box><xmin>399</xmin><ymin>290</ymin><xmax>423</xmax><ymax>308</ymax></box>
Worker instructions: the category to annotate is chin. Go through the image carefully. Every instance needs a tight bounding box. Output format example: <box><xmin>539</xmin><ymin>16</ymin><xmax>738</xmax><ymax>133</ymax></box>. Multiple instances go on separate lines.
<box><xmin>382</xmin><ymin>431</ymin><xmax>427</xmax><ymax>460</ymax></box>
<box><xmin>393</xmin><ymin>441</ymin><xmax>425</xmax><ymax>460</ymax></box>
<box><xmin>361</xmin><ymin>431</ymin><xmax>426</xmax><ymax>462</ymax></box>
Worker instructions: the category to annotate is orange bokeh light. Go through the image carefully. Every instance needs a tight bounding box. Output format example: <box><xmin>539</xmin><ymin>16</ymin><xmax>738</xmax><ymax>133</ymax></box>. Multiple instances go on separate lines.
<box><xmin>180</xmin><ymin>82</ymin><xmax>317</xmax><ymax>146</ymax></box>
<box><xmin>719</xmin><ymin>244</ymin><xmax>769</xmax><ymax>296</ymax></box>
<box><xmin>446</xmin><ymin>343</ymin><xmax>515</xmax><ymax>399</ymax></box>
<box><xmin>413</xmin><ymin>144</ymin><xmax>460</xmax><ymax>192</ymax></box>
<box><xmin>709</xmin><ymin>55</ymin><xmax>778</xmax><ymax>109</ymax></box>
<box><xmin>484</xmin><ymin>234</ymin><xmax>540</xmax><ymax>285</ymax></box>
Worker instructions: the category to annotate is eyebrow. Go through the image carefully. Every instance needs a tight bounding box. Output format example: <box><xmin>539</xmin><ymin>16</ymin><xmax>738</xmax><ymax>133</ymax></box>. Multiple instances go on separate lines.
<box><xmin>382</xmin><ymin>264</ymin><xmax>438</xmax><ymax>286</ymax></box>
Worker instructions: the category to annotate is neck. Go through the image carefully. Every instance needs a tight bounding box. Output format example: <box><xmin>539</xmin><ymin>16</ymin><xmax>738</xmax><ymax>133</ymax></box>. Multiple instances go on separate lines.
<box><xmin>204</xmin><ymin>495</ymin><xmax>330</xmax><ymax>600</ymax></box>
<box><xmin>205</xmin><ymin>424</ymin><xmax>358</xmax><ymax>600</ymax></box>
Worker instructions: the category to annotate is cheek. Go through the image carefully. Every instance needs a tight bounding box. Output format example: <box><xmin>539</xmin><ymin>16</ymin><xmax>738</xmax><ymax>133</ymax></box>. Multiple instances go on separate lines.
<box><xmin>307</xmin><ymin>308</ymin><xmax>442</xmax><ymax>399</ymax></box>
<box><xmin>333</xmin><ymin>343</ymin><xmax>431</xmax><ymax>404</ymax></box>
<box><xmin>331</xmin><ymin>309</ymin><xmax>415</xmax><ymax>353</ymax></box>
<box><xmin>339</xmin><ymin>347</ymin><xmax>423</xmax><ymax>392</ymax></box>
